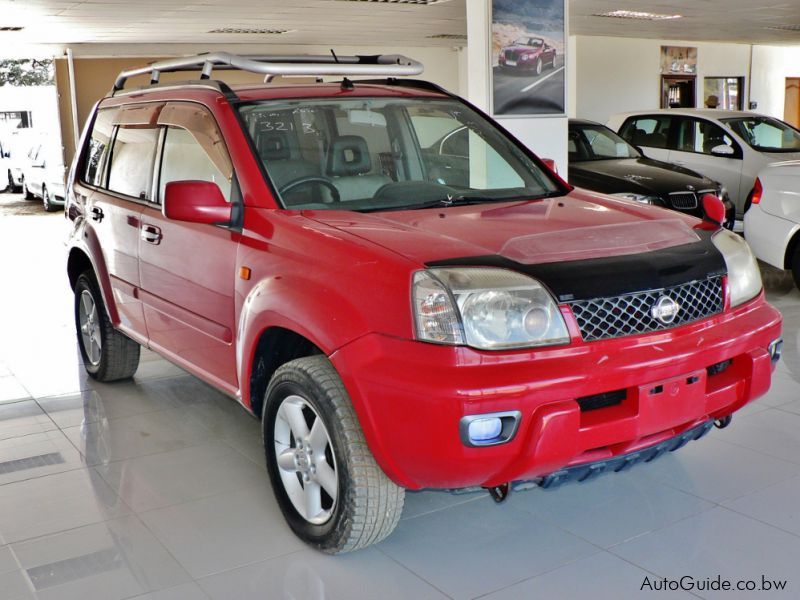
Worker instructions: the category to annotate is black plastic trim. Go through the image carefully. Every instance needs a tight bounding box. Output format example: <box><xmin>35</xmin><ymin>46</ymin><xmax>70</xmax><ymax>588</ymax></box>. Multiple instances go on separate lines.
<box><xmin>426</xmin><ymin>230</ymin><xmax>726</xmax><ymax>302</ymax></box>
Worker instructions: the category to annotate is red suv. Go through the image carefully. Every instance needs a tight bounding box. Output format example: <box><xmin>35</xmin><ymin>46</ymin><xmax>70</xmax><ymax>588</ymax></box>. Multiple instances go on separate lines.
<box><xmin>66</xmin><ymin>53</ymin><xmax>782</xmax><ymax>554</ymax></box>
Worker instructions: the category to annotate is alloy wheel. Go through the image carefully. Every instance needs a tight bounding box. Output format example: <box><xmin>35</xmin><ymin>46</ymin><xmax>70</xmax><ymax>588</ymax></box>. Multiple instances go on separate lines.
<box><xmin>273</xmin><ymin>394</ymin><xmax>338</xmax><ymax>525</ymax></box>
<box><xmin>78</xmin><ymin>290</ymin><xmax>102</xmax><ymax>366</ymax></box>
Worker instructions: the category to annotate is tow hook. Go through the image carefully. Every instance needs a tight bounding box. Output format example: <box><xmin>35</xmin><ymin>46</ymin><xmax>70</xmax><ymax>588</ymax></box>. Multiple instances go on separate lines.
<box><xmin>714</xmin><ymin>415</ymin><xmax>732</xmax><ymax>429</ymax></box>
<box><xmin>486</xmin><ymin>482</ymin><xmax>511</xmax><ymax>503</ymax></box>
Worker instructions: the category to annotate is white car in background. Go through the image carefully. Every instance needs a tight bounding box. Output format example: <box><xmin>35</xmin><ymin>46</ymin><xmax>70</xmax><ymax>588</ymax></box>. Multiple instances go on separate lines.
<box><xmin>0</xmin><ymin>130</ymin><xmax>33</xmax><ymax>193</ymax></box>
<box><xmin>608</xmin><ymin>109</ymin><xmax>800</xmax><ymax>218</ymax></box>
<box><xmin>21</xmin><ymin>141</ymin><xmax>66</xmax><ymax>212</ymax></box>
<box><xmin>744</xmin><ymin>161</ymin><xmax>800</xmax><ymax>288</ymax></box>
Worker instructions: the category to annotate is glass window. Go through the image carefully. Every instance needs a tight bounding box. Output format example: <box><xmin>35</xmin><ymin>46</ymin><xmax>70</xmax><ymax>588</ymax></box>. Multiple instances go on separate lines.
<box><xmin>159</xmin><ymin>126</ymin><xmax>232</xmax><ymax>202</ymax></box>
<box><xmin>107</xmin><ymin>126</ymin><xmax>159</xmax><ymax>200</ymax></box>
<box><xmin>237</xmin><ymin>98</ymin><xmax>558</xmax><ymax>212</ymax></box>
<box><xmin>721</xmin><ymin>116</ymin><xmax>800</xmax><ymax>152</ymax></box>
<box><xmin>83</xmin><ymin>108</ymin><xmax>117</xmax><ymax>187</ymax></box>
<box><xmin>569</xmin><ymin>125</ymin><xmax>639</xmax><ymax>161</ymax></box>
<box><xmin>619</xmin><ymin>117</ymin><xmax>671</xmax><ymax>149</ymax></box>
<box><xmin>675</xmin><ymin>118</ymin><xmax>736</xmax><ymax>155</ymax></box>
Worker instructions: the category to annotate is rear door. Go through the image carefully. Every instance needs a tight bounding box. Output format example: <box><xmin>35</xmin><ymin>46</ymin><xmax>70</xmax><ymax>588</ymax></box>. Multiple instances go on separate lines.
<box><xmin>138</xmin><ymin>102</ymin><xmax>239</xmax><ymax>392</ymax></box>
<box><xmin>667</xmin><ymin>116</ymin><xmax>742</xmax><ymax>208</ymax></box>
<box><xmin>87</xmin><ymin>104</ymin><xmax>162</xmax><ymax>341</ymax></box>
<box><xmin>618</xmin><ymin>115</ymin><xmax>673</xmax><ymax>162</ymax></box>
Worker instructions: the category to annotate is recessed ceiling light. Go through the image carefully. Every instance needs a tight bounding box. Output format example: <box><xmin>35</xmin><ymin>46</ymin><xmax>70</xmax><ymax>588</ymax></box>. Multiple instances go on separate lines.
<box><xmin>208</xmin><ymin>28</ymin><xmax>295</xmax><ymax>34</ymax></box>
<box><xmin>764</xmin><ymin>24</ymin><xmax>800</xmax><ymax>31</ymax></box>
<box><xmin>0</xmin><ymin>26</ymin><xmax>24</xmax><ymax>32</ymax></box>
<box><xmin>331</xmin><ymin>0</ymin><xmax>453</xmax><ymax>5</ymax></box>
<box><xmin>594</xmin><ymin>10</ymin><xmax>682</xmax><ymax>21</ymax></box>
<box><xmin>427</xmin><ymin>33</ymin><xmax>467</xmax><ymax>40</ymax></box>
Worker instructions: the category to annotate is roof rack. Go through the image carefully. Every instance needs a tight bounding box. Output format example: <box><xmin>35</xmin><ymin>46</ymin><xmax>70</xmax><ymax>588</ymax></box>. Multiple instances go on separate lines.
<box><xmin>112</xmin><ymin>51</ymin><xmax>424</xmax><ymax>95</ymax></box>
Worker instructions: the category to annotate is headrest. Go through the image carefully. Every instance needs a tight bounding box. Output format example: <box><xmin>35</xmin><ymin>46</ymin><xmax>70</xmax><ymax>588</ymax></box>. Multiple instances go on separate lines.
<box><xmin>327</xmin><ymin>135</ymin><xmax>371</xmax><ymax>176</ymax></box>
<box><xmin>258</xmin><ymin>131</ymin><xmax>291</xmax><ymax>161</ymax></box>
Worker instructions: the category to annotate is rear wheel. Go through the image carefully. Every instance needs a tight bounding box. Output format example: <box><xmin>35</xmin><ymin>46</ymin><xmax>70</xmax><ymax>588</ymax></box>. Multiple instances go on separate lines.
<box><xmin>791</xmin><ymin>247</ymin><xmax>800</xmax><ymax>291</ymax></box>
<box><xmin>2</xmin><ymin>171</ymin><xmax>11</xmax><ymax>193</ymax></box>
<box><xmin>263</xmin><ymin>355</ymin><xmax>404</xmax><ymax>553</ymax></box>
<box><xmin>74</xmin><ymin>272</ymin><xmax>140</xmax><ymax>381</ymax></box>
<box><xmin>42</xmin><ymin>186</ymin><xmax>57</xmax><ymax>212</ymax></box>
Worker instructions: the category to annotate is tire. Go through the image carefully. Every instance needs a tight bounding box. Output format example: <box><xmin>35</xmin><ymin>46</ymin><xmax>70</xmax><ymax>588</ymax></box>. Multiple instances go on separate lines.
<box><xmin>22</xmin><ymin>178</ymin><xmax>35</xmax><ymax>200</ymax></box>
<box><xmin>534</xmin><ymin>58</ymin><xmax>542</xmax><ymax>76</ymax></box>
<box><xmin>74</xmin><ymin>271</ymin><xmax>140</xmax><ymax>381</ymax></box>
<box><xmin>2</xmin><ymin>171</ymin><xmax>10</xmax><ymax>193</ymax></box>
<box><xmin>263</xmin><ymin>355</ymin><xmax>404</xmax><ymax>554</ymax></box>
<box><xmin>42</xmin><ymin>186</ymin><xmax>57</xmax><ymax>212</ymax></box>
<box><xmin>791</xmin><ymin>247</ymin><xmax>800</xmax><ymax>291</ymax></box>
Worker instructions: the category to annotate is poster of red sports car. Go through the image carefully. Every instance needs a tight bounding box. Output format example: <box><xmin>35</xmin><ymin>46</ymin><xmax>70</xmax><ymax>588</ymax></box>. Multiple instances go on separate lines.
<box><xmin>492</xmin><ymin>0</ymin><xmax>566</xmax><ymax>116</ymax></box>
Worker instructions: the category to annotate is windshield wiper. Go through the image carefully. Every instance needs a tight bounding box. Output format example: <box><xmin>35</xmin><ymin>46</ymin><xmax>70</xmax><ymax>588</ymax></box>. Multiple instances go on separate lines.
<box><xmin>362</xmin><ymin>190</ymin><xmax>562</xmax><ymax>213</ymax></box>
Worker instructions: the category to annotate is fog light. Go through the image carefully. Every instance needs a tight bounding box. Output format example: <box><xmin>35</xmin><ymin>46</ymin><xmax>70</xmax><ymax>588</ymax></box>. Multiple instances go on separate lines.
<box><xmin>468</xmin><ymin>418</ymin><xmax>502</xmax><ymax>442</ymax></box>
<box><xmin>459</xmin><ymin>411</ymin><xmax>521</xmax><ymax>447</ymax></box>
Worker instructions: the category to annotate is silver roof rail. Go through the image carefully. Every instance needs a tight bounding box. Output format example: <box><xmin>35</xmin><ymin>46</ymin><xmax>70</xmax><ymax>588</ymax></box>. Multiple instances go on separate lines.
<box><xmin>112</xmin><ymin>51</ymin><xmax>424</xmax><ymax>94</ymax></box>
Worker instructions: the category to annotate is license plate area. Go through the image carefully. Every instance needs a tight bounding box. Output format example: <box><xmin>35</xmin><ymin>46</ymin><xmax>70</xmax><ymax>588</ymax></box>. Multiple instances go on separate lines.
<box><xmin>506</xmin><ymin>60</ymin><xmax>517</xmax><ymax>66</ymax></box>
<box><xmin>636</xmin><ymin>369</ymin><xmax>707</xmax><ymax>432</ymax></box>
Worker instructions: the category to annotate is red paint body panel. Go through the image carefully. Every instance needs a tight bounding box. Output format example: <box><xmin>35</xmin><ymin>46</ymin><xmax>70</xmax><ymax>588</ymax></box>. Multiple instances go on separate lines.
<box><xmin>66</xmin><ymin>82</ymin><xmax>783</xmax><ymax>493</ymax></box>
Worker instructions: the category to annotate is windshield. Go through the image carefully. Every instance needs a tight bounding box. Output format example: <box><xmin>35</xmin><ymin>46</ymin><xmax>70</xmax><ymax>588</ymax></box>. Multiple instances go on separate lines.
<box><xmin>569</xmin><ymin>124</ymin><xmax>640</xmax><ymax>161</ymax></box>
<box><xmin>513</xmin><ymin>37</ymin><xmax>541</xmax><ymax>46</ymax></box>
<box><xmin>721</xmin><ymin>116</ymin><xmax>800</xmax><ymax>152</ymax></box>
<box><xmin>238</xmin><ymin>97</ymin><xmax>560</xmax><ymax>211</ymax></box>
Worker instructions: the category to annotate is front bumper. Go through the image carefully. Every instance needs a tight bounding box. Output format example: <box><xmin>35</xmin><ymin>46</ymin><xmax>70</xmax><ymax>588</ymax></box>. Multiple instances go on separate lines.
<box><xmin>330</xmin><ymin>293</ymin><xmax>782</xmax><ymax>490</ymax></box>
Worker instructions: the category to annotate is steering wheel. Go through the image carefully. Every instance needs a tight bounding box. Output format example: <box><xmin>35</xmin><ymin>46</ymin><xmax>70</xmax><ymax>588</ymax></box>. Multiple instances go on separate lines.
<box><xmin>278</xmin><ymin>176</ymin><xmax>340</xmax><ymax>203</ymax></box>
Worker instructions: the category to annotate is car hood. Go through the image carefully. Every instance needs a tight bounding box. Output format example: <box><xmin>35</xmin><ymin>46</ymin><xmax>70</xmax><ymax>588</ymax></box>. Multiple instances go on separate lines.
<box><xmin>503</xmin><ymin>45</ymin><xmax>541</xmax><ymax>54</ymax></box>
<box><xmin>303</xmin><ymin>189</ymin><xmax>702</xmax><ymax>267</ymax></box>
<box><xmin>569</xmin><ymin>158</ymin><xmax>716</xmax><ymax>195</ymax></box>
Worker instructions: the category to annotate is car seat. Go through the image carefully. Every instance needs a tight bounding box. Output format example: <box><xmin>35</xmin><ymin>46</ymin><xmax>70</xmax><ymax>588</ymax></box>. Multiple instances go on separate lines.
<box><xmin>326</xmin><ymin>135</ymin><xmax>390</xmax><ymax>202</ymax></box>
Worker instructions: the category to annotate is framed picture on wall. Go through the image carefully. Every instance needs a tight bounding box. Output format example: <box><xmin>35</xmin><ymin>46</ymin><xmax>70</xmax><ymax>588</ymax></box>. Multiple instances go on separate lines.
<box><xmin>660</xmin><ymin>46</ymin><xmax>698</xmax><ymax>75</ymax></box>
<box><xmin>491</xmin><ymin>0</ymin><xmax>566</xmax><ymax>116</ymax></box>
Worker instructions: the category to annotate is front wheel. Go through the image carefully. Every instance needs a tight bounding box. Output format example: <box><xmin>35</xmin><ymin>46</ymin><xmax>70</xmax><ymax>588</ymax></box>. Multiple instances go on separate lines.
<box><xmin>74</xmin><ymin>272</ymin><xmax>140</xmax><ymax>381</ymax></box>
<box><xmin>264</xmin><ymin>355</ymin><xmax>404</xmax><ymax>553</ymax></box>
<box><xmin>42</xmin><ymin>186</ymin><xmax>57</xmax><ymax>212</ymax></box>
<box><xmin>534</xmin><ymin>58</ymin><xmax>542</xmax><ymax>76</ymax></box>
<box><xmin>791</xmin><ymin>247</ymin><xmax>800</xmax><ymax>291</ymax></box>
<box><xmin>22</xmin><ymin>178</ymin><xmax>35</xmax><ymax>200</ymax></box>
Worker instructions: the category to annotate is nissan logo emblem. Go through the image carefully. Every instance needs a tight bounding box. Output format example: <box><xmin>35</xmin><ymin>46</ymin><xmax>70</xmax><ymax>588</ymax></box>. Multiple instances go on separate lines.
<box><xmin>651</xmin><ymin>296</ymin><xmax>680</xmax><ymax>325</ymax></box>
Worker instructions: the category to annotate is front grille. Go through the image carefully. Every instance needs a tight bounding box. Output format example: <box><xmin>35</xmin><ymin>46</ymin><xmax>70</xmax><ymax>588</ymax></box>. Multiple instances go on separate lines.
<box><xmin>668</xmin><ymin>191</ymin><xmax>699</xmax><ymax>210</ymax></box>
<box><xmin>569</xmin><ymin>276</ymin><xmax>723</xmax><ymax>342</ymax></box>
<box><xmin>505</xmin><ymin>49</ymin><xmax>520</xmax><ymax>61</ymax></box>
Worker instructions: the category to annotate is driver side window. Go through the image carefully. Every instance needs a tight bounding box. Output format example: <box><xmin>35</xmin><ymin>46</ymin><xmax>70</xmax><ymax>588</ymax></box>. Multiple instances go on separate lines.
<box><xmin>157</xmin><ymin>103</ymin><xmax>233</xmax><ymax>204</ymax></box>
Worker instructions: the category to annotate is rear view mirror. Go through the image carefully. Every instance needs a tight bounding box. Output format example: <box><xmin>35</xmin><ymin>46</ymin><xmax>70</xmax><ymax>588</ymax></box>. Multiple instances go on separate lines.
<box><xmin>710</xmin><ymin>144</ymin><xmax>735</xmax><ymax>157</ymax></box>
<box><xmin>164</xmin><ymin>180</ymin><xmax>231</xmax><ymax>225</ymax></box>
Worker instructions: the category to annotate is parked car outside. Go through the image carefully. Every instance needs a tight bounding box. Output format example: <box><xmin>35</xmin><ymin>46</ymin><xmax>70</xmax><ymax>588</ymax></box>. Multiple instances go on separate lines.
<box><xmin>608</xmin><ymin>109</ymin><xmax>800</xmax><ymax>218</ymax></box>
<box><xmin>497</xmin><ymin>36</ymin><xmax>556</xmax><ymax>76</ymax></box>
<box><xmin>21</xmin><ymin>139</ymin><xmax>66</xmax><ymax>211</ymax></box>
<box><xmin>743</xmin><ymin>160</ymin><xmax>800</xmax><ymax>288</ymax></box>
<box><xmin>66</xmin><ymin>52</ymin><xmax>782</xmax><ymax>554</ymax></box>
<box><xmin>568</xmin><ymin>119</ymin><xmax>734</xmax><ymax>227</ymax></box>
<box><xmin>0</xmin><ymin>129</ymin><xmax>33</xmax><ymax>193</ymax></box>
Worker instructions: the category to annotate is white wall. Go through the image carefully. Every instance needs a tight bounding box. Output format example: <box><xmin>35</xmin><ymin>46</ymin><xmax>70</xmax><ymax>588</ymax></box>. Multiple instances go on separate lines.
<box><xmin>574</xmin><ymin>36</ymin><xmax>752</xmax><ymax>124</ymax></box>
<box><xmin>750</xmin><ymin>45</ymin><xmax>800</xmax><ymax>119</ymax></box>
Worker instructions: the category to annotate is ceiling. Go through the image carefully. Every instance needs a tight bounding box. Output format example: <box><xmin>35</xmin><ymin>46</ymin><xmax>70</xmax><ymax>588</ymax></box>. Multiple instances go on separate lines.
<box><xmin>0</xmin><ymin>0</ymin><xmax>799</xmax><ymax>48</ymax></box>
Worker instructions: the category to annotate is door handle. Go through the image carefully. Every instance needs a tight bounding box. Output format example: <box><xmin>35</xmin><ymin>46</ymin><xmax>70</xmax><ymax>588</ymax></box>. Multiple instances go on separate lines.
<box><xmin>90</xmin><ymin>207</ymin><xmax>104</xmax><ymax>222</ymax></box>
<box><xmin>140</xmin><ymin>224</ymin><xmax>162</xmax><ymax>244</ymax></box>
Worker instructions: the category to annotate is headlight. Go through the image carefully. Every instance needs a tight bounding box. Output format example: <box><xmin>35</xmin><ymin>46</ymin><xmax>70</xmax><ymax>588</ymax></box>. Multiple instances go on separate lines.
<box><xmin>412</xmin><ymin>268</ymin><xmax>570</xmax><ymax>350</ymax></box>
<box><xmin>711</xmin><ymin>229</ymin><xmax>762</xmax><ymax>307</ymax></box>
<box><xmin>611</xmin><ymin>192</ymin><xmax>659</xmax><ymax>205</ymax></box>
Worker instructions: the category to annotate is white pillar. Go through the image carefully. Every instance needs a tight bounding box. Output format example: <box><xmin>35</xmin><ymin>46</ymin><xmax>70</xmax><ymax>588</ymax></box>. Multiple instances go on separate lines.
<box><xmin>464</xmin><ymin>0</ymin><xmax>569</xmax><ymax>176</ymax></box>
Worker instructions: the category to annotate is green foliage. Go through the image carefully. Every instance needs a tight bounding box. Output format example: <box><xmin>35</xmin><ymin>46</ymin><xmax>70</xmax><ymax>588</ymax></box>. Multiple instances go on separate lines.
<box><xmin>0</xmin><ymin>59</ymin><xmax>54</xmax><ymax>87</ymax></box>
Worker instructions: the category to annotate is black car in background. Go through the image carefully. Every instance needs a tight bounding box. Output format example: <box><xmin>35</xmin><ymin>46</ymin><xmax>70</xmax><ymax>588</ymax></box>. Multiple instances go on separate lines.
<box><xmin>568</xmin><ymin>119</ymin><xmax>735</xmax><ymax>228</ymax></box>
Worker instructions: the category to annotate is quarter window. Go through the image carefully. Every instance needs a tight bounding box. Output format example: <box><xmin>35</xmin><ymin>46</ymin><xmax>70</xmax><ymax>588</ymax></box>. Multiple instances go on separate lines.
<box><xmin>83</xmin><ymin>108</ymin><xmax>117</xmax><ymax>187</ymax></box>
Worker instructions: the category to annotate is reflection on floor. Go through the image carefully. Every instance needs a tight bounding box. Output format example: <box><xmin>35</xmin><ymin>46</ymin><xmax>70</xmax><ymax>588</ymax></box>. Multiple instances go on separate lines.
<box><xmin>1</xmin><ymin>199</ymin><xmax>799</xmax><ymax>599</ymax></box>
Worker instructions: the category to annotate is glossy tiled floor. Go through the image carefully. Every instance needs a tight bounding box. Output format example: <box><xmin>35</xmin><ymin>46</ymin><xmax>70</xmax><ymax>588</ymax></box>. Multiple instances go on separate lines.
<box><xmin>1</xmin><ymin>195</ymin><xmax>799</xmax><ymax>599</ymax></box>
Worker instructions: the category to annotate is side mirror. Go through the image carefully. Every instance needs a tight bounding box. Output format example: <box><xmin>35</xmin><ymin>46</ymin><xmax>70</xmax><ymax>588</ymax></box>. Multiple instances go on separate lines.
<box><xmin>541</xmin><ymin>157</ymin><xmax>558</xmax><ymax>174</ymax></box>
<box><xmin>701</xmin><ymin>193</ymin><xmax>726</xmax><ymax>229</ymax></box>
<box><xmin>710</xmin><ymin>144</ymin><xmax>735</xmax><ymax>157</ymax></box>
<box><xmin>164</xmin><ymin>180</ymin><xmax>231</xmax><ymax>225</ymax></box>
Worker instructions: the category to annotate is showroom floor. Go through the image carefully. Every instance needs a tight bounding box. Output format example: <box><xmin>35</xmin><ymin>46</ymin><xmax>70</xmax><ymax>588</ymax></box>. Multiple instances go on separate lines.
<box><xmin>1</xmin><ymin>194</ymin><xmax>799</xmax><ymax>600</ymax></box>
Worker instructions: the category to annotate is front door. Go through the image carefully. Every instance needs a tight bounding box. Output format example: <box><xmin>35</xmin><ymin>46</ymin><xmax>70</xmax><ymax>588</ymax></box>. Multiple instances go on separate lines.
<box><xmin>138</xmin><ymin>103</ymin><xmax>239</xmax><ymax>392</ymax></box>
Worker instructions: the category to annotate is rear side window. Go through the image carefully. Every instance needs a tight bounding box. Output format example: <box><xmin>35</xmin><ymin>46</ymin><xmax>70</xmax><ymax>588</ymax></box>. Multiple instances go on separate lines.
<box><xmin>107</xmin><ymin>126</ymin><xmax>159</xmax><ymax>200</ymax></box>
<box><xmin>619</xmin><ymin>116</ymin><xmax>671</xmax><ymax>149</ymax></box>
<box><xmin>83</xmin><ymin>108</ymin><xmax>117</xmax><ymax>187</ymax></box>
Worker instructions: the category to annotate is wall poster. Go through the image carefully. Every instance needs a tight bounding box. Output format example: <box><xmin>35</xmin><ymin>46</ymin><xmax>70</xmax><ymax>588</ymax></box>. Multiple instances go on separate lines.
<box><xmin>491</xmin><ymin>0</ymin><xmax>566</xmax><ymax>116</ymax></box>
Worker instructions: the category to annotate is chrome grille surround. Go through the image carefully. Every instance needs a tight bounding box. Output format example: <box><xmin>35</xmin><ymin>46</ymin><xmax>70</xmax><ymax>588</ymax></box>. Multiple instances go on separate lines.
<box><xmin>568</xmin><ymin>276</ymin><xmax>724</xmax><ymax>342</ymax></box>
